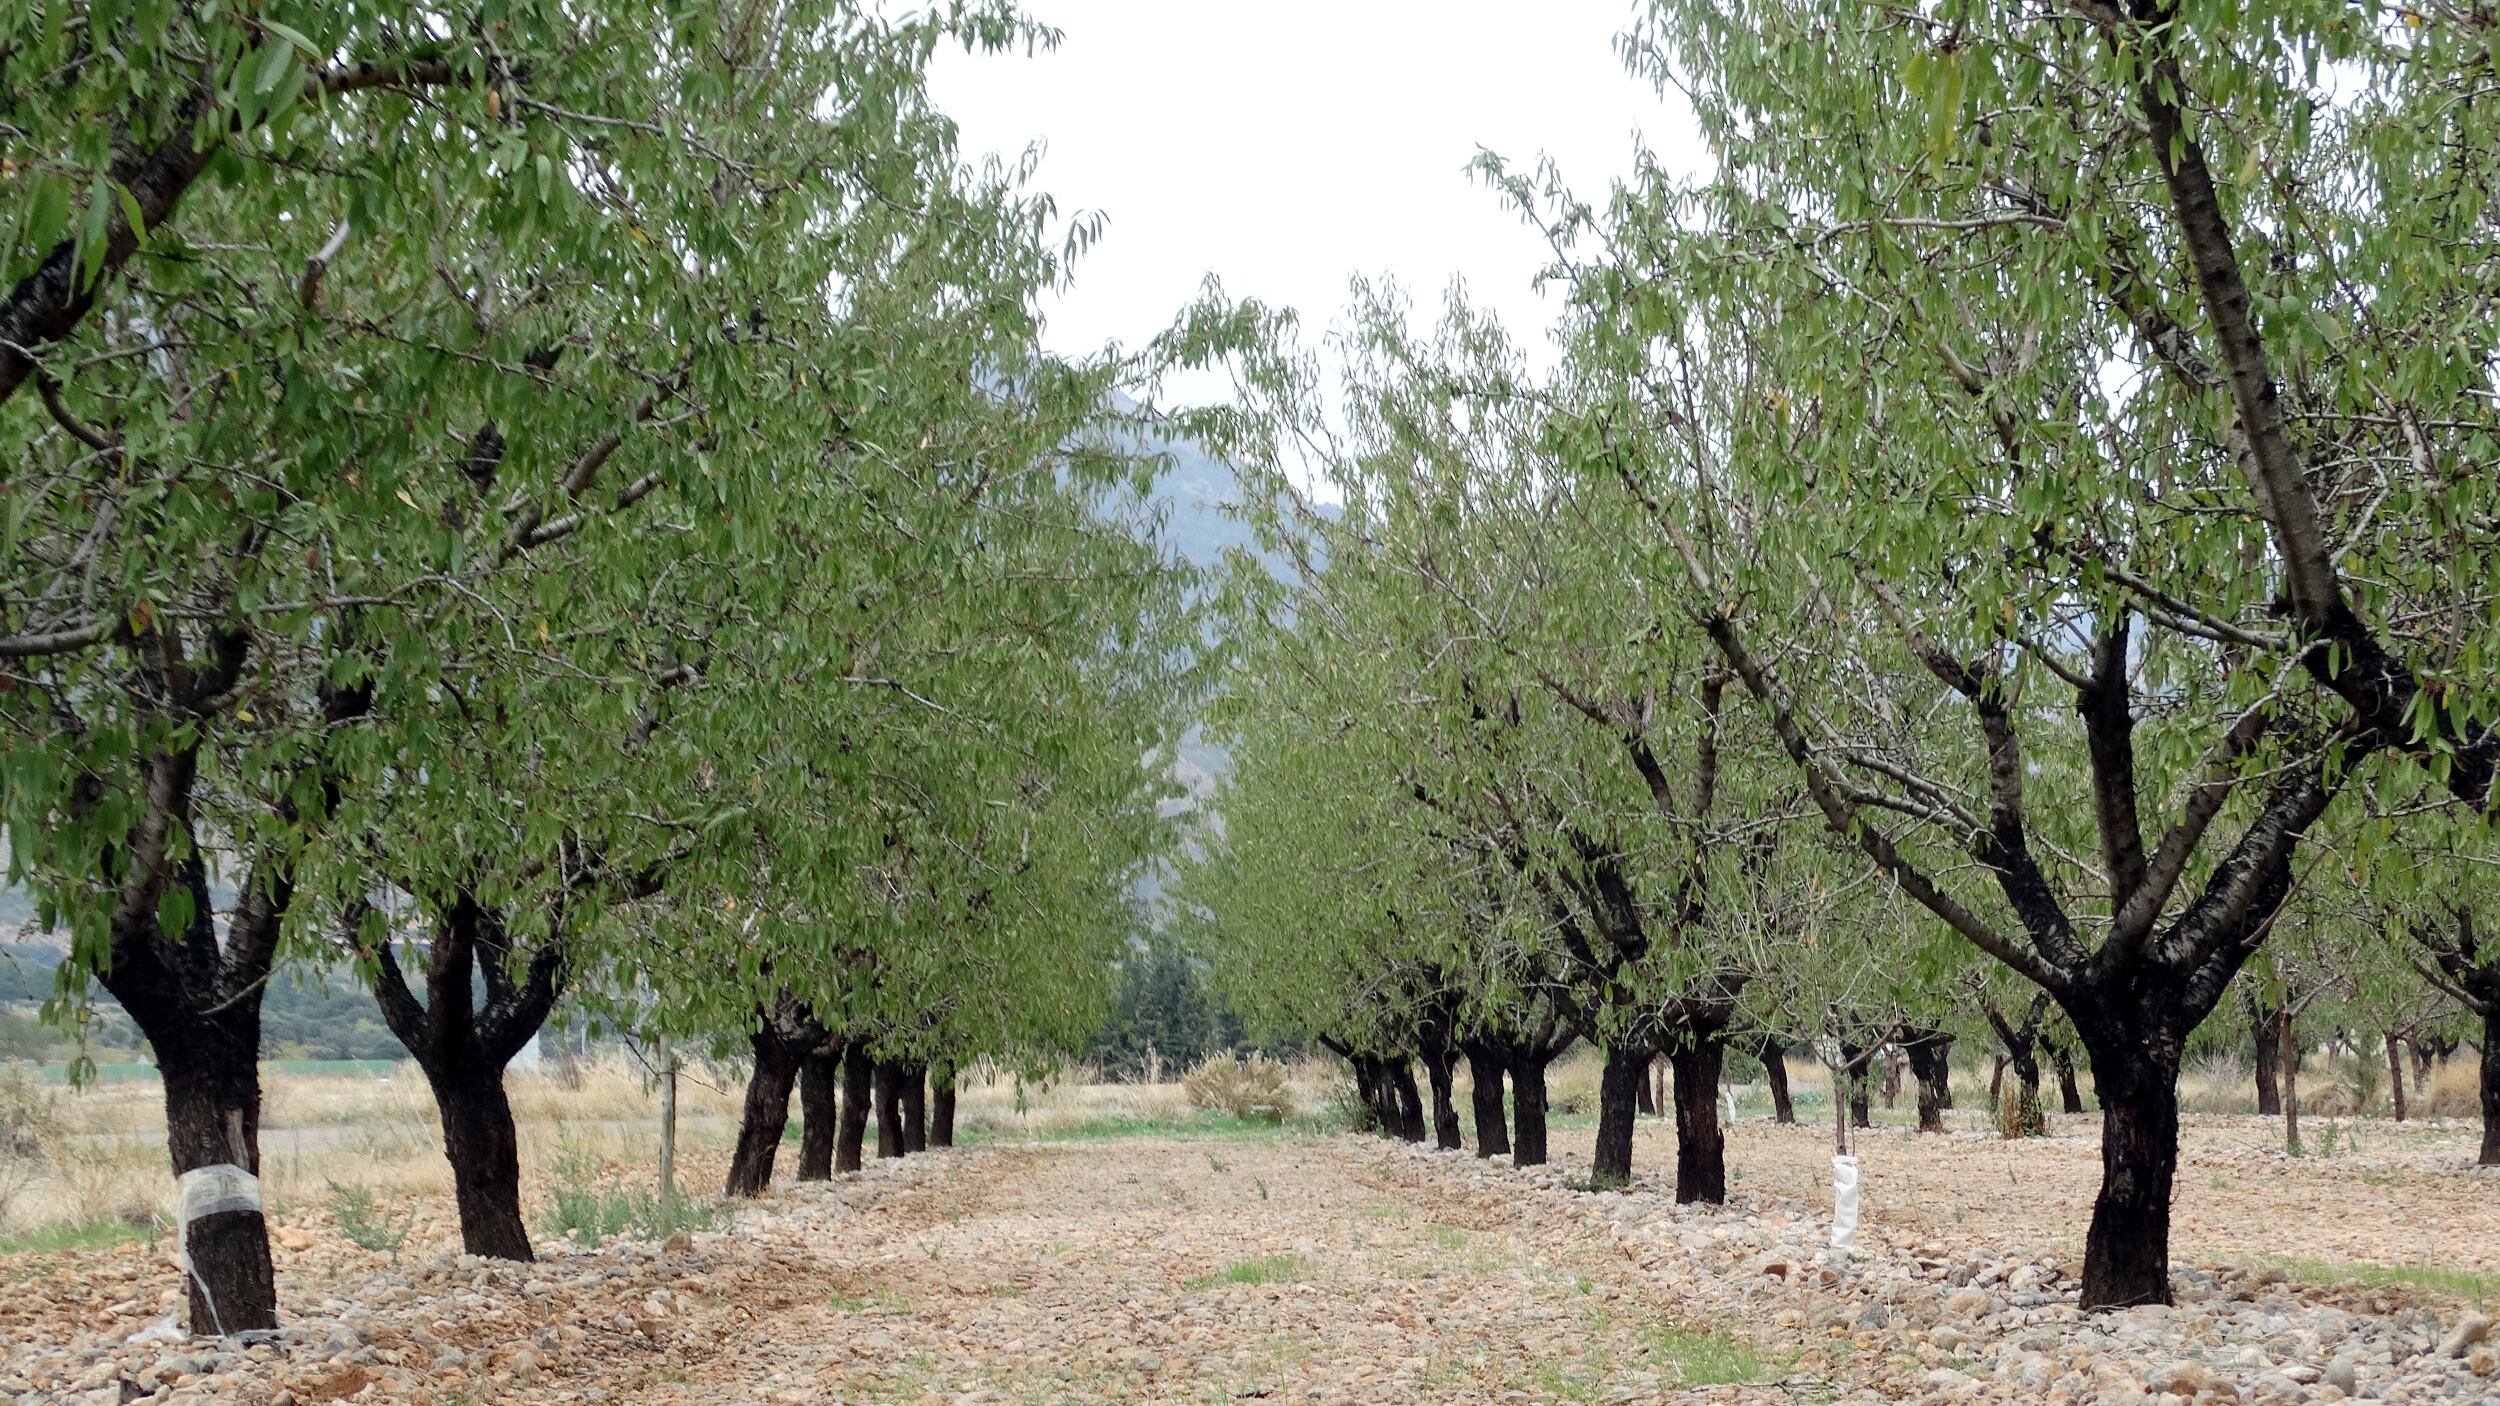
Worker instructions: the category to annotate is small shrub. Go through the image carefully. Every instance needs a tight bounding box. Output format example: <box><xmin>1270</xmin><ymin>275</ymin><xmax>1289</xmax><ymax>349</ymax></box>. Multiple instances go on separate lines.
<box><xmin>2422</xmin><ymin>1060</ymin><xmax>2479</xmax><ymax>1119</ymax></box>
<box><xmin>325</xmin><ymin>1180</ymin><xmax>414</xmax><ymax>1260</ymax></box>
<box><xmin>1181</xmin><ymin>1054</ymin><xmax>1297</xmax><ymax>1122</ymax></box>
<box><xmin>0</xmin><ymin>1062</ymin><xmax>58</xmax><ymax>1162</ymax></box>
<box><xmin>1187</xmin><ymin>1253</ymin><xmax>1306</xmax><ymax>1288</ymax></box>
<box><xmin>544</xmin><ymin>1146</ymin><xmax>728</xmax><ymax>1244</ymax></box>
<box><xmin>1995</xmin><ymin>1081</ymin><xmax>2046</xmax><ymax>1139</ymax></box>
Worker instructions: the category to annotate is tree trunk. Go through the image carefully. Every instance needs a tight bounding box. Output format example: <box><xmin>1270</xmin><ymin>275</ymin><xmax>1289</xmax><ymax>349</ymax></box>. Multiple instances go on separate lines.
<box><xmin>900</xmin><ymin>1062</ymin><xmax>928</xmax><ymax>1154</ymax></box>
<box><xmin>874</xmin><ymin>1060</ymin><xmax>905</xmax><ymax>1159</ymax></box>
<box><xmin>2009</xmin><ymin>1044</ymin><xmax>2043</xmax><ymax>1120</ymax></box>
<box><xmin>930</xmin><ymin>1065</ymin><xmax>957</xmax><ymax>1149</ymax></box>
<box><xmin>1903</xmin><ymin>1031</ymin><xmax>1953</xmax><ymax>1134</ymax></box>
<box><xmin>2252</xmin><ymin>1003</ymin><xmax>2284</xmax><ymax>1116</ymax></box>
<box><xmin>159</xmin><ymin>1052</ymin><xmax>278</xmax><ymax>1335</ymax></box>
<box><xmin>797</xmin><ymin>1048</ymin><xmax>840</xmax><ymax>1181</ymax></box>
<box><xmin>1387</xmin><ymin>1056</ymin><xmax>1427</xmax><ymax>1143</ymax></box>
<box><xmin>1511</xmin><ymin>1055</ymin><xmax>1550</xmax><ymax>1168</ymax></box>
<box><xmin>1349</xmin><ymin>1055</ymin><xmax>1387</xmax><ymax>1134</ymax></box>
<box><xmin>1879</xmin><ymin>1046</ymin><xmax>1903</xmax><ymax>1109</ymax></box>
<box><xmin>2478</xmin><ymin>1009</ymin><xmax>2499</xmax><ymax>1168</ymax></box>
<box><xmin>1669</xmin><ymin>1035</ymin><xmax>1727</xmax><ymax>1204</ymax></box>
<box><xmin>2078</xmin><ymin>1054</ymin><xmax>2181</xmax><ymax>1310</ymax></box>
<box><xmin>2052</xmin><ymin>1042</ymin><xmax>2086</xmax><ymax>1115</ymax></box>
<box><xmin>1840</xmin><ymin>1042</ymin><xmax>1873</xmax><ymax>1129</ymax></box>
<box><xmin>1636</xmin><ymin>1060</ymin><xmax>1658</xmax><ymax>1116</ymax></box>
<box><xmin>432</xmin><ymin>1070</ymin><xmax>533</xmax><ymax>1259</ymax></box>
<box><xmin>1758</xmin><ymin>1039</ymin><xmax>1795</xmax><ymax>1124</ymax></box>
<box><xmin>726</xmin><ymin>1028</ymin><xmax>800</xmax><ymax>1197</ymax></box>
<box><xmin>836</xmin><ymin>1045</ymin><xmax>871</xmax><ymax>1173</ymax></box>
<box><xmin>1421</xmin><ymin>1046</ymin><xmax>1462</xmax><ymax>1150</ymax></box>
<box><xmin>2384</xmin><ymin>1034</ymin><xmax>2407</xmax><ymax>1124</ymax></box>
<box><xmin>2280</xmin><ymin>1014</ymin><xmax>2302</xmax><ymax>1156</ymax></box>
<box><xmin>1464</xmin><ymin>1047</ymin><xmax>1509</xmax><ymax>1157</ymax></box>
<box><xmin>1990</xmin><ymin>1055</ymin><xmax>2008</xmax><ymax>1103</ymax></box>
<box><xmin>1592</xmin><ymin>1041</ymin><xmax>1650</xmax><ymax>1187</ymax></box>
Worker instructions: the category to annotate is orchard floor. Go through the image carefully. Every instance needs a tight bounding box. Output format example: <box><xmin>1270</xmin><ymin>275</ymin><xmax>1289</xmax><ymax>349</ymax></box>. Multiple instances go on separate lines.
<box><xmin>5</xmin><ymin>1114</ymin><xmax>2499</xmax><ymax>1405</ymax></box>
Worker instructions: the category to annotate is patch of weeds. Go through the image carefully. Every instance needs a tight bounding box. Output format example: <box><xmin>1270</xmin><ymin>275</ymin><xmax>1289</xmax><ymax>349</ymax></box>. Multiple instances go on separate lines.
<box><xmin>325</xmin><ymin>1180</ymin><xmax>414</xmax><ymax>1261</ymax></box>
<box><xmin>1187</xmin><ymin>1253</ymin><xmax>1308</xmax><ymax>1289</ymax></box>
<box><xmin>1566</xmin><ymin>1173</ymin><xmax>1629</xmax><ymax>1193</ymax></box>
<box><xmin>2256</xmin><ymin>1257</ymin><xmax>2499</xmax><ymax>1304</ymax></box>
<box><xmin>1206</xmin><ymin>1152</ymin><xmax>1229</xmax><ymax>1174</ymax></box>
<box><xmin>1571</xmin><ymin>1274</ymin><xmax>1594</xmax><ymax>1295</ymax></box>
<box><xmin>543</xmin><ymin>1145</ymin><xmax>730</xmax><ymax>1244</ymax></box>
<box><xmin>0</xmin><ymin>1216</ymin><xmax>156</xmax><ymax>1255</ymax></box>
<box><xmin>1252</xmin><ymin>1176</ymin><xmax>1269</xmax><ymax>1201</ymax></box>
<box><xmin>1648</xmin><ymin>1325</ymin><xmax>1769</xmax><ymax>1386</ymax></box>
<box><xmin>1427</xmin><ymin>1224</ymin><xmax>1467</xmax><ymax>1251</ymax></box>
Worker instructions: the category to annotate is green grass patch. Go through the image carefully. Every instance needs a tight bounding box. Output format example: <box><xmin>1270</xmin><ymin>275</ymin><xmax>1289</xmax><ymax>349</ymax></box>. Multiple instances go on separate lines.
<box><xmin>0</xmin><ymin>1217</ymin><xmax>157</xmax><ymax>1255</ymax></box>
<box><xmin>1648</xmin><ymin>1325</ymin><xmax>1770</xmax><ymax>1386</ymax></box>
<box><xmin>2256</xmin><ymin>1257</ymin><xmax>2500</xmax><ymax>1303</ymax></box>
<box><xmin>1187</xmin><ymin>1253</ymin><xmax>1308</xmax><ymax>1289</ymax></box>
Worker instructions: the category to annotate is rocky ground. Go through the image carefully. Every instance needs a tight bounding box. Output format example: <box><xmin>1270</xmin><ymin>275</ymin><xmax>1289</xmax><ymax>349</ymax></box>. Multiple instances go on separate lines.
<box><xmin>3</xmin><ymin>1115</ymin><xmax>2497</xmax><ymax>1404</ymax></box>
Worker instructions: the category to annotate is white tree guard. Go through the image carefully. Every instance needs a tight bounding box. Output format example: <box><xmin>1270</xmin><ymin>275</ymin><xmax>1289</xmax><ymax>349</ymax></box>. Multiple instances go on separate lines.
<box><xmin>1830</xmin><ymin>1153</ymin><xmax>1861</xmax><ymax>1250</ymax></box>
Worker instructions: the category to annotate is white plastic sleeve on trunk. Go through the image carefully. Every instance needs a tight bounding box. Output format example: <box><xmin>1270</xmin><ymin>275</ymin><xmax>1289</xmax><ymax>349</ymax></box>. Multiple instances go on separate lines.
<box><xmin>176</xmin><ymin>1163</ymin><xmax>264</xmax><ymax>1230</ymax></box>
<box><xmin>1830</xmin><ymin>1153</ymin><xmax>1861</xmax><ymax>1250</ymax></box>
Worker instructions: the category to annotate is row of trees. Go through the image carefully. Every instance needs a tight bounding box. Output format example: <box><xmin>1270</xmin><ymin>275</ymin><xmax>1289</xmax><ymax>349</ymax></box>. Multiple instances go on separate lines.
<box><xmin>1172</xmin><ymin>0</ymin><xmax>2500</xmax><ymax>1315</ymax></box>
<box><xmin>1</xmin><ymin>1</ymin><xmax>1197</xmax><ymax>1334</ymax></box>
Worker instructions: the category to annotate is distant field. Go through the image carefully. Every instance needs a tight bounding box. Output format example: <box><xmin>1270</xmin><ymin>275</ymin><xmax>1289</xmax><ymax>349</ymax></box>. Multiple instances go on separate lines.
<box><xmin>28</xmin><ymin>1057</ymin><xmax>407</xmax><ymax>1083</ymax></box>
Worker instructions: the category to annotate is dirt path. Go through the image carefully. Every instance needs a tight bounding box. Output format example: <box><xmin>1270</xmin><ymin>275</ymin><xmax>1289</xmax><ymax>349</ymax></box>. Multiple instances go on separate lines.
<box><xmin>660</xmin><ymin>1139</ymin><xmax>1768</xmax><ymax>1405</ymax></box>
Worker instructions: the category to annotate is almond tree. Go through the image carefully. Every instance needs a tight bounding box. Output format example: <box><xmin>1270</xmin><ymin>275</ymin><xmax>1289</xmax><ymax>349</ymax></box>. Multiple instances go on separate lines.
<box><xmin>0</xmin><ymin>0</ymin><xmax>1064</xmax><ymax>1329</ymax></box>
<box><xmin>1504</xmin><ymin>0</ymin><xmax>2500</xmax><ymax>1308</ymax></box>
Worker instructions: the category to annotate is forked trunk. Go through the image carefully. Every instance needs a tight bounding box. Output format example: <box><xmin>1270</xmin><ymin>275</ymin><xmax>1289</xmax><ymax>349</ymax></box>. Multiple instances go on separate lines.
<box><xmin>836</xmin><ymin>1046</ymin><xmax>872</xmax><ymax>1173</ymax></box>
<box><xmin>433</xmin><ymin>1072</ymin><xmax>532</xmax><ymax>1258</ymax></box>
<box><xmin>874</xmin><ymin>1060</ymin><xmax>905</xmax><ymax>1159</ymax></box>
<box><xmin>930</xmin><ymin>1065</ymin><xmax>957</xmax><ymax>1148</ymax></box>
<box><xmin>1669</xmin><ymin>1035</ymin><xmax>1726</xmax><ymax>1204</ymax></box>
<box><xmin>1510</xmin><ymin>1056</ymin><xmax>1550</xmax><ymax>1167</ymax></box>
<box><xmin>797</xmin><ymin>1048</ymin><xmax>840</xmax><ymax>1181</ymax></box>
<box><xmin>1592</xmin><ymin>1042</ymin><xmax>1650</xmax><ymax>1187</ymax></box>
<box><xmin>2078</xmin><ymin>1053</ymin><xmax>2181</xmax><ymax>1310</ymax></box>
<box><xmin>1464</xmin><ymin>1047</ymin><xmax>1509</xmax><ymax>1157</ymax></box>
<box><xmin>900</xmin><ymin>1062</ymin><xmax>928</xmax><ymax>1154</ymax></box>
<box><xmin>726</xmin><ymin>1029</ymin><xmax>800</xmax><ymax>1197</ymax></box>
<box><xmin>159</xmin><ymin>1050</ymin><xmax>278</xmax><ymax>1335</ymax></box>
<box><xmin>1422</xmin><ymin>1046</ymin><xmax>1462</xmax><ymax>1150</ymax></box>
<box><xmin>1758</xmin><ymin>1040</ymin><xmax>1795</xmax><ymax>1124</ymax></box>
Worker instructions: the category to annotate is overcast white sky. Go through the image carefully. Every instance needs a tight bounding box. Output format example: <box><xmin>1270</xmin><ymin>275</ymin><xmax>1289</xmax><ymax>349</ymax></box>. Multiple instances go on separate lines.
<box><xmin>927</xmin><ymin>1</ymin><xmax>1701</xmax><ymax>395</ymax></box>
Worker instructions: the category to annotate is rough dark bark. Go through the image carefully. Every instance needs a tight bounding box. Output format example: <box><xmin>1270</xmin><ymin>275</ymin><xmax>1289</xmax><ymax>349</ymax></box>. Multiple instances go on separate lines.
<box><xmin>2251</xmin><ymin>998</ymin><xmax>2284</xmax><ymax>1116</ymax></box>
<box><xmin>1387</xmin><ymin>1056</ymin><xmax>1428</xmax><ymax>1144</ymax></box>
<box><xmin>930</xmin><ymin>1065</ymin><xmax>957</xmax><ymax>1149</ymax></box>
<box><xmin>1510</xmin><ymin>1056</ymin><xmax>1550</xmax><ymax>1168</ymax></box>
<box><xmin>900</xmin><ymin>1062</ymin><xmax>929</xmax><ymax>1154</ymax></box>
<box><xmin>726</xmin><ymin>1027</ymin><xmax>801</xmax><ymax>1197</ymax></box>
<box><xmin>797</xmin><ymin>1048</ymin><xmax>841</xmax><ymax>1181</ymax></box>
<box><xmin>365</xmin><ymin>895</ymin><xmax>565</xmax><ymax>1258</ymax></box>
<box><xmin>1463</xmin><ymin>1046</ymin><xmax>1509</xmax><ymax>1157</ymax></box>
<box><xmin>434</xmin><ymin>1073</ymin><xmax>532</xmax><ymax>1258</ymax></box>
<box><xmin>1421</xmin><ymin>1045</ymin><xmax>1463</xmax><ymax>1150</ymax></box>
<box><xmin>1669</xmin><ymin>1034</ymin><xmax>1727</xmax><ymax>1204</ymax></box>
<box><xmin>1592</xmin><ymin>1041</ymin><xmax>1652</xmax><ymax>1186</ymax></box>
<box><xmin>2384</xmin><ymin>1034</ymin><xmax>2407</xmax><ymax>1124</ymax></box>
<box><xmin>1757</xmin><ymin>1039</ymin><xmax>1795</xmax><ymax>1124</ymax></box>
<box><xmin>2479</xmin><ymin>1010</ymin><xmax>2499</xmax><ymax>1168</ymax></box>
<box><xmin>158</xmin><ymin>1051</ymin><xmax>277</xmax><ymax>1336</ymax></box>
<box><xmin>836</xmin><ymin>1046</ymin><xmax>872</xmax><ymax>1174</ymax></box>
<box><xmin>874</xmin><ymin>1061</ymin><xmax>906</xmax><ymax>1159</ymax></box>
<box><xmin>1635</xmin><ymin>1063</ymin><xmax>1659</xmax><ymax>1116</ymax></box>
<box><xmin>1903</xmin><ymin>1029</ymin><xmax>1954</xmax><ymax>1134</ymax></box>
<box><xmin>2078</xmin><ymin>1049</ymin><xmax>2181</xmax><ymax>1309</ymax></box>
<box><xmin>2051</xmin><ymin>1041</ymin><xmax>2086</xmax><ymax>1114</ymax></box>
<box><xmin>1839</xmin><ymin>1041</ymin><xmax>1873</xmax><ymax>1129</ymax></box>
